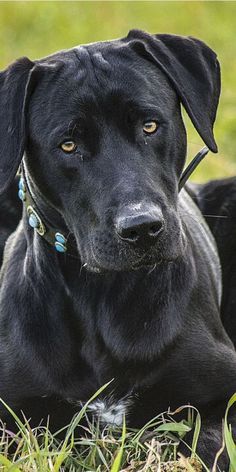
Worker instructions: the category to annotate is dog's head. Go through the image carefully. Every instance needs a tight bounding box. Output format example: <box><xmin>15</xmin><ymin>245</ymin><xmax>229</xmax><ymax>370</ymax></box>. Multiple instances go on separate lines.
<box><xmin>0</xmin><ymin>30</ymin><xmax>220</xmax><ymax>271</ymax></box>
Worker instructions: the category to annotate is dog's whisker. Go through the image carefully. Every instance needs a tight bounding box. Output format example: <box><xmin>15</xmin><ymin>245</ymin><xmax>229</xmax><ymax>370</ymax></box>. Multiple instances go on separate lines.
<box><xmin>148</xmin><ymin>263</ymin><xmax>157</xmax><ymax>275</ymax></box>
<box><xmin>79</xmin><ymin>262</ymin><xmax>88</xmax><ymax>276</ymax></box>
<box><xmin>202</xmin><ymin>214</ymin><xmax>230</xmax><ymax>219</ymax></box>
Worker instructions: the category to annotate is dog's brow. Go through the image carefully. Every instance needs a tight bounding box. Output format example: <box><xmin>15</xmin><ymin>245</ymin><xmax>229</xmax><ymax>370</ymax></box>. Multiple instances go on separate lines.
<box><xmin>49</xmin><ymin>122</ymin><xmax>80</xmax><ymax>138</ymax></box>
<box><xmin>130</xmin><ymin>103</ymin><xmax>165</xmax><ymax>119</ymax></box>
<box><xmin>68</xmin><ymin>121</ymin><xmax>79</xmax><ymax>136</ymax></box>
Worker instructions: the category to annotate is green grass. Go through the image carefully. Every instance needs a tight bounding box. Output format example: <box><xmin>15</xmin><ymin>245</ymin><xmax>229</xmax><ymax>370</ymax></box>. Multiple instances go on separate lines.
<box><xmin>0</xmin><ymin>1</ymin><xmax>236</xmax><ymax>181</ymax></box>
<box><xmin>0</xmin><ymin>396</ymin><xmax>202</xmax><ymax>471</ymax></box>
<box><xmin>0</xmin><ymin>390</ymin><xmax>235</xmax><ymax>471</ymax></box>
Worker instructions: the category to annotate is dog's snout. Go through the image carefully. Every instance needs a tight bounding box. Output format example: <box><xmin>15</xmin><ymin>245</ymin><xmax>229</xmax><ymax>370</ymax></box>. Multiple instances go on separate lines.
<box><xmin>116</xmin><ymin>207</ymin><xmax>164</xmax><ymax>246</ymax></box>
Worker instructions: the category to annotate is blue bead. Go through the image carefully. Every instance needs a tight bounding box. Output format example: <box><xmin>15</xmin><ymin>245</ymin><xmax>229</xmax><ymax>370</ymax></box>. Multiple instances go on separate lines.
<box><xmin>19</xmin><ymin>178</ymin><xmax>26</xmax><ymax>191</ymax></box>
<box><xmin>29</xmin><ymin>213</ymin><xmax>39</xmax><ymax>229</ymax></box>
<box><xmin>55</xmin><ymin>232</ymin><xmax>66</xmax><ymax>244</ymax></box>
<box><xmin>18</xmin><ymin>189</ymin><xmax>26</xmax><ymax>201</ymax></box>
<box><xmin>55</xmin><ymin>242</ymin><xmax>67</xmax><ymax>253</ymax></box>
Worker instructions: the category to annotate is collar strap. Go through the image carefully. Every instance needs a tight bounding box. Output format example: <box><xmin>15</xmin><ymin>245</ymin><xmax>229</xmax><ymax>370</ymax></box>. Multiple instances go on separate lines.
<box><xmin>18</xmin><ymin>147</ymin><xmax>209</xmax><ymax>256</ymax></box>
<box><xmin>18</xmin><ymin>166</ymin><xmax>78</xmax><ymax>257</ymax></box>
<box><xmin>178</xmin><ymin>146</ymin><xmax>209</xmax><ymax>191</ymax></box>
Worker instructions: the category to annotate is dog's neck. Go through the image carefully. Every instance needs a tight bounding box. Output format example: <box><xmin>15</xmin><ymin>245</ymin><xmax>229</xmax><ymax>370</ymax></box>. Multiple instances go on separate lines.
<box><xmin>20</xmin><ymin>162</ymin><xmax>80</xmax><ymax>258</ymax></box>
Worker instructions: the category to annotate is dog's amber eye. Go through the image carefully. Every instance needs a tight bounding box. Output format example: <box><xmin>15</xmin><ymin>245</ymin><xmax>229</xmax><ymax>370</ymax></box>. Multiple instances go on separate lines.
<box><xmin>60</xmin><ymin>141</ymin><xmax>77</xmax><ymax>153</ymax></box>
<box><xmin>143</xmin><ymin>121</ymin><xmax>158</xmax><ymax>134</ymax></box>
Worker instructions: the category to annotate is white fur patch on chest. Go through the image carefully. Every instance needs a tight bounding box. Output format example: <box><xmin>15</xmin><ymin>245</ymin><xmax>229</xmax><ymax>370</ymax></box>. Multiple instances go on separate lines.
<box><xmin>88</xmin><ymin>398</ymin><xmax>130</xmax><ymax>426</ymax></box>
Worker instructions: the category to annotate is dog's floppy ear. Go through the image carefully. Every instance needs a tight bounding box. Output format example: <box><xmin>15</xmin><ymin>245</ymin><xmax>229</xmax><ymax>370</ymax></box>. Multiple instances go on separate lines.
<box><xmin>126</xmin><ymin>30</ymin><xmax>221</xmax><ymax>153</ymax></box>
<box><xmin>0</xmin><ymin>57</ymin><xmax>36</xmax><ymax>195</ymax></box>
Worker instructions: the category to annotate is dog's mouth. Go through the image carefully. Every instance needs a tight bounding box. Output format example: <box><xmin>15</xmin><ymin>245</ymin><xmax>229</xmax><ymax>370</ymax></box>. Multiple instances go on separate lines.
<box><xmin>131</xmin><ymin>260</ymin><xmax>162</xmax><ymax>271</ymax></box>
<box><xmin>83</xmin><ymin>247</ymin><xmax>164</xmax><ymax>274</ymax></box>
<box><xmin>130</xmin><ymin>252</ymin><xmax>164</xmax><ymax>272</ymax></box>
<box><xmin>84</xmin><ymin>261</ymin><xmax>162</xmax><ymax>274</ymax></box>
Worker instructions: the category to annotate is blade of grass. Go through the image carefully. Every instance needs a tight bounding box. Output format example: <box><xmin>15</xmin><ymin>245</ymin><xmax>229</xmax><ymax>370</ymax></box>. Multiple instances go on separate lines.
<box><xmin>191</xmin><ymin>411</ymin><xmax>201</xmax><ymax>457</ymax></box>
<box><xmin>111</xmin><ymin>417</ymin><xmax>126</xmax><ymax>472</ymax></box>
<box><xmin>65</xmin><ymin>380</ymin><xmax>113</xmax><ymax>440</ymax></box>
<box><xmin>0</xmin><ymin>398</ymin><xmax>31</xmax><ymax>446</ymax></box>
<box><xmin>0</xmin><ymin>453</ymin><xmax>21</xmax><ymax>472</ymax></box>
<box><xmin>224</xmin><ymin>393</ymin><xmax>236</xmax><ymax>470</ymax></box>
<box><xmin>53</xmin><ymin>381</ymin><xmax>113</xmax><ymax>472</ymax></box>
<box><xmin>212</xmin><ymin>433</ymin><xmax>225</xmax><ymax>472</ymax></box>
<box><xmin>156</xmin><ymin>422</ymin><xmax>191</xmax><ymax>434</ymax></box>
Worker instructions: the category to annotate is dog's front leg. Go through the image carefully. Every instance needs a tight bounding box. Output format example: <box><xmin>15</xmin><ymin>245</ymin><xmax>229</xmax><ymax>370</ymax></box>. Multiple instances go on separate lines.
<box><xmin>193</xmin><ymin>419</ymin><xmax>230</xmax><ymax>470</ymax></box>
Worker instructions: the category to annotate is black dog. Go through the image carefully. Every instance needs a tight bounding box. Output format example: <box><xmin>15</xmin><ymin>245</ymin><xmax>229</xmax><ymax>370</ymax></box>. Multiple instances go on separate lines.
<box><xmin>1</xmin><ymin>30</ymin><xmax>236</xmax><ymax>467</ymax></box>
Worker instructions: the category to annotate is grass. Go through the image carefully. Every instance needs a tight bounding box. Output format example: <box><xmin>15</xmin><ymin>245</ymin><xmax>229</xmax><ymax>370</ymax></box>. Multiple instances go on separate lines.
<box><xmin>0</xmin><ymin>399</ymin><xmax>199</xmax><ymax>471</ymax></box>
<box><xmin>0</xmin><ymin>390</ymin><xmax>235</xmax><ymax>472</ymax></box>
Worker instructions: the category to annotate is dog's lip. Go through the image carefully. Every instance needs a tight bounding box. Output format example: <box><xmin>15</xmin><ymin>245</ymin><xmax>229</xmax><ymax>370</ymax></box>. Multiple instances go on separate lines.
<box><xmin>131</xmin><ymin>260</ymin><xmax>161</xmax><ymax>270</ymax></box>
<box><xmin>82</xmin><ymin>234</ymin><xmax>184</xmax><ymax>274</ymax></box>
<box><xmin>88</xmin><ymin>265</ymin><xmax>103</xmax><ymax>274</ymax></box>
<box><xmin>81</xmin><ymin>262</ymin><xmax>103</xmax><ymax>274</ymax></box>
<box><xmin>84</xmin><ymin>252</ymin><xmax>163</xmax><ymax>273</ymax></box>
<box><xmin>129</xmin><ymin>249</ymin><xmax>162</xmax><ymax>270</ymax></box>
<box><xmin>84</xmin><ymin>239</ymin><xmax>166</xmax><ymax>273</ymax></box>
<box><xmin>83</xmin><ymin>259</ymin><xmax>164</xmax><ymax>274</ymax></box>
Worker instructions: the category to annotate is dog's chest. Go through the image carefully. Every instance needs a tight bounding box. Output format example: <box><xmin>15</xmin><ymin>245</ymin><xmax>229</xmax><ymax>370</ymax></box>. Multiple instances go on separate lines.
<box><xmin>87</xmin><ymin>398</ymin><xmax>130</xmax><ymax>426</ymax></box>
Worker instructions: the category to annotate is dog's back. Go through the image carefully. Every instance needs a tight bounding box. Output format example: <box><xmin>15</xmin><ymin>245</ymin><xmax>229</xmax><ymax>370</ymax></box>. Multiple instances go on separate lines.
<box><xmin>190</xmin><ymin>177</ymin><xmax>236</xmax><ymax>344</ymax></box>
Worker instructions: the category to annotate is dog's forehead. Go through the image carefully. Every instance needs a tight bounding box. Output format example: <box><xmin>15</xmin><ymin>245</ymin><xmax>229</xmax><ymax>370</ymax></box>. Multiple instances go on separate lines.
<box><xmin>28</xmin><ymin>39</ymin><xmax>178</xmax><ymax>137</ymax></box>
<box><xmin>41</xmin><ymin>37</ymin><xmax>138</xmax><ymax>71</ymax></box>
<box><xmin>36</xmin><ymin>39</ymin><xmax>176</xmax><ymax>108</ymax></box>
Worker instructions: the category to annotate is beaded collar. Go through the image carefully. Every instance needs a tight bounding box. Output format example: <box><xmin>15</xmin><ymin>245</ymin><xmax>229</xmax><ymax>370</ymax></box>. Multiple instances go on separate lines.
<box><xmin>18</xmin><ymin>163</ymin><xmax>78</xmax><ymax>257</ymax></box>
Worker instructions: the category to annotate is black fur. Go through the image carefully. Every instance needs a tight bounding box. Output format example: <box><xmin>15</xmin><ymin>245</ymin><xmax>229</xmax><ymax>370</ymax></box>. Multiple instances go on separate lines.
<box><xmin>191</xmin><ymin>178</ymin><xmax>236</xmax><ymax>345</ymax></box>
<box><xmin>0</xmin><ymin>179</ymin><xmax>21</xmax><ymax>265</ymax></box>
<box><xmin>0</xmin><ymin>30</ymin><xmax>236</xmax><ymax>468</ymax></box>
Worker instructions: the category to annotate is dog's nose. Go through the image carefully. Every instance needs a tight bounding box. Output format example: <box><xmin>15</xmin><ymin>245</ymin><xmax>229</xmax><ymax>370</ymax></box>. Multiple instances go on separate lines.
<box><xmin>116</xmin><ymin>207</ymin><xmax>164</xmax><ymax>246</ymax></box>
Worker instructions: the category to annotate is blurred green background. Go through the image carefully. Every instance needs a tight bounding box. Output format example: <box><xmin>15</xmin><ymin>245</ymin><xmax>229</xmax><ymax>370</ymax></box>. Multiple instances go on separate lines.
<box><xmin>0</xmin><ymin>1</ymin><xmax>236</xmax><ymax>181</ymax></box>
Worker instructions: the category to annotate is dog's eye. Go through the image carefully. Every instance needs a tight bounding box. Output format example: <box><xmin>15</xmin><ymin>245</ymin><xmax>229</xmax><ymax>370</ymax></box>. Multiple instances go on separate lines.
<box><xmin>143</xmin><ymin>121</ymin><xmax>158</xmax><ymax>135</ymax></box>
<box><xmin>60</xmin><ymin>141</ymin><xmax>77</xmax><ymax>153</ymax></box>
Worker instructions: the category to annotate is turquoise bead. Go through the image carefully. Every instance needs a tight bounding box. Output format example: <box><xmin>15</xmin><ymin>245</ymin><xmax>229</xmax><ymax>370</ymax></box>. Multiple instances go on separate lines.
<box><xmin>55</xmin><ymin>242</ymin><xmax>67</xmax><ymax>253</ymax></box>
<box><xmin>29</xmin><ymin>213</ymin><xmax>39</xmax><ymax>229</ymax></box>
<box><xmin>19</xmin><ymin>178</ymin><xmax>26</xmax><ymax>191</ymax></box>
<box><xmin>55</xmin><ymin>232</ymin><xmax>66</xmax><ymax>244</ymax></box>
<box><xmin>18</xmin><ymin>189</ymin><xmax>26</xmax><ymax>201</ymax></box>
